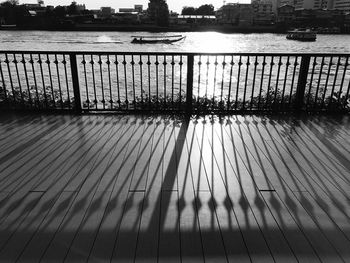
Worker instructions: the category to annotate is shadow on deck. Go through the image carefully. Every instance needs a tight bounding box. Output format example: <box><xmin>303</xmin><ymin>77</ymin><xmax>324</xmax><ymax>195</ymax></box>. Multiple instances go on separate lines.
<box><xmin>0</xmin><ymin>112</ymin><xmax>349</xmax><ymax>262</ymax></box>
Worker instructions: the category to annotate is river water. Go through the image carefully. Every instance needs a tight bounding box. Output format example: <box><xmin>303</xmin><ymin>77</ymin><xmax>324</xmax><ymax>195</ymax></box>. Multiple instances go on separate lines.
<box><xmin>1</xmin><ymin>30</ymin><xmax>350</xmax><ymax>53</ymax></box>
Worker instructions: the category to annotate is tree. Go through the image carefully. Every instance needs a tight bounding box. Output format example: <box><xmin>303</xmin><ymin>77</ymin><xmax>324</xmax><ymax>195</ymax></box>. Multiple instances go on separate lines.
<box><xmin>0</xmin><ymin>0</ymin><xmax>18</xmax><ymax>6</ymax></box>
<box><xmin>181</xmin><ymin>6</ymin><xmax>196</xmax><ymax>15</ymax></box>
<box><xmin>67</xmin><ymin>1</ymin><xmax>78</xmax><ymax>15</ymax></box>
<box><xmin>196</xmin><ymin>4</ymin><xmax>215</xmax><ymax>15</ymax></box>
<box><xmin>148</xmin><ymin>0</ymin><xmax>169</xmax><ymax>26</ymax></box>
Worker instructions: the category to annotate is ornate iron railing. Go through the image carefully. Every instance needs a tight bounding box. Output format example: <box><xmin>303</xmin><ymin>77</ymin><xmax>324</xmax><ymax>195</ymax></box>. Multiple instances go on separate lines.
<box><xmin>0</xmin><ymin>51</ymin><xmax>349</xmax><ymax>113</ymax></box>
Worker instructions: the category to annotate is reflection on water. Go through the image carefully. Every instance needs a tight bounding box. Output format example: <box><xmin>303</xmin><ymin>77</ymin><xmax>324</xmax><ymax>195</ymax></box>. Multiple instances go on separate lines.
<box><xmin>1</xmin><ymin>30</ymin><xmax>350</xmax><ymax>53</ymax></box>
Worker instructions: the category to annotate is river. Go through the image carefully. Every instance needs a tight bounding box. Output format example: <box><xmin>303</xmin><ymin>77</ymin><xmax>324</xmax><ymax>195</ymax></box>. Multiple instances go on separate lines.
<box><xmin>1</xmin><ymin>30</ymin><xmax>350</xmax><ymax>53</ymax></box>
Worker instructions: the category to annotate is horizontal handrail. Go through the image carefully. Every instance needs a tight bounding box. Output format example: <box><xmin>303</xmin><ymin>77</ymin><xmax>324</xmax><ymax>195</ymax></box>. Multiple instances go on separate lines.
<box><xmin>1</xmin><ymin>50</ymin><xmax>350</xmax><ymax>57</ymax></box>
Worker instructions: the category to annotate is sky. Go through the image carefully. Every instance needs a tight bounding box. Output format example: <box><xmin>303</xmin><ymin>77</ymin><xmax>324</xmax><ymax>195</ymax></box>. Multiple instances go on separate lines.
<box><xmin>20</xmin><ymin>0</ymin><xmax>251</xmax><ymax>13</ymax></box>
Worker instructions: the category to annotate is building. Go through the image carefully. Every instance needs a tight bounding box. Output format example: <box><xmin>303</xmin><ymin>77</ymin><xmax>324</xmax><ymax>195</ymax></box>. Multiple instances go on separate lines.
<box><xmin>100</xmin><ymin>7</ymin><xmax>115</xmax><ymax>17</ymax></box>
<box><xmin>216</xmin><ymin>3</ymin><xmax>252</xmax><ymax>25</ymax></box>
<box><xmin>333</xmin><ymin>0</ymin><xmax>350</xmax><ymax>11</ymax></box>
<box><xmin>252</xmin><ymin>0</ymin><xmax>275</xmax><ymax>25</ymax></box>
<box><xmin>277</xmin><ymin>4</ymin><xmax>295</xmax><ymax>23</ymax></box>
<box><xmin>295</xmin><ymin>0</ymin><xmax>334</xmax><ymax>9</ymax></box>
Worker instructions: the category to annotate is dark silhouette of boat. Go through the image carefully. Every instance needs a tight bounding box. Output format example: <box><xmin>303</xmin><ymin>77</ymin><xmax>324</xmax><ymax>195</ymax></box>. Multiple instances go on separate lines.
<box><xmin>131</xmin><ymin>35</ymin><xmax>185</xmax><ymax>44</ymax></box>
<box><xmin>286</xmin><ymin>29</ymin><xmax>316</xmax><ymax>41</ymax></box>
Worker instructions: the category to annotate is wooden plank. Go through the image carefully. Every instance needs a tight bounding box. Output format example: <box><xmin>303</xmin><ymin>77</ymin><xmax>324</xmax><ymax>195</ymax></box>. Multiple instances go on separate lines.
<box><xmin>161</xmin><ymin>121</ymin><xmax>178</xmax><ymax>191</ymax></box>
<box><xmin>111</xmin><ymin>192</ymin><xmax>144</xmax><ymax>262</ymax></box>
<box><xmin>134</xmin><ymin>117</ymin><xmax>164</xmax><ymax>263</ymax></box>
<box><xmin>0</xmin><ymin>192</ymin><xmax>42</xmax><ymax>251</ymax></box>
<box><xmin>63</xmin><ymin>117</ymin><xmax>115</xmax><ymax>192</ymax></box>
<box><xmin>39</xmin><ymin>188</ymin><xmax>96</xmax><ymax>261</ymax></box>
<box><xmin>278</xmin><ymin>191</ymin><xmax>344</xmax><ymax>262</ymax></box>
<box><xmin>211</xmin><ymin>121</ymin><xmax>275</xmax><ymax>263</ymax></box>
<box><xmin>64</xmin><ymin>191</ymin><xmax>112</xmax><ymax>262</ymax></box>
<box><xmin>158</xmin><ymin>190</ymin><xmax>181</xmax><ymax>263</ymax></box>
<box><xmin>176</xmin><ymin>118</ymin><xmax>205</xmax><ymax>263</ymax></box>
<box><xmin>227</xmin><ymin>117</ymin><xmax>306</xmax><ymax>192</ymax></box>
<box><xmin>0</xmin><ymin>191</ymin><xmax>59</xmax><ymax>262</ymax></box>
<box><xmin>33</xmin><ymin>116</ymin><xmax>107</xmax><ymax>192</ymax></box>
<box><xmin>187</xmin><ymin>121</ymin><xmax>210</xmax><ymax>192</ymax></box>
<box><xmin>206</xmin><ymin>120</ymin><xmax>284</xmax><ymax>263</ymax></box>
<box><xmin>88</xmin><ymin>117</ymin><xmax>146</xmax><ymax>262</ymax></box>
<box><xmin>16</xmin><ymin>192</ymin><xmax>76</xmax><ymax>262</ymax></box>
<box><xmin>129</xmin><ymin>119</ymin><xmax>156</xmax><ymax>191</ymax></box>
<box><xmin>0</xmin><ymin>126</ymin><xmax>75</xmax><ymax>194</ymax></box>
<box><xmin>260</xmin><ymin>191</ymin><xmax>320</xmax><ymax>262</ymax></box>
<box><xmin>294</xmin><ymin>192</ymin><xmax>350</xmax><ymax>262</ymax></box>
<box><xmin>195</xmin><ymin>191</ymin><xmax>227</xmax><ymax>263</ymax></box>
<box><xmin>0</xmin><ymin>116</ymin><xmax>78</xmax><ymax>189</ymax></box>
<box><xmin>63</xmin><ymin>118</ymin><xmax>130</xmax><ymax>262</ymax></box>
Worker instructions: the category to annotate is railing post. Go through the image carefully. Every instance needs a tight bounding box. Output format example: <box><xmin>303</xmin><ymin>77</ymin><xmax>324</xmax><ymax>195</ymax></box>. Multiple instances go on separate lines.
<box><xmin>69</xmin><ymin>53</ymin><xmax>82</xmax><ymax>113</ymax></box>
<box><xmin>295</xmin><ymin>55</ymin><xmax>311</xmax><ymax>111</ymax></box>
<box><xmin>186</xmin><ymin>54</ymin><xmax>194</xmax><ymax>113</ymax></box>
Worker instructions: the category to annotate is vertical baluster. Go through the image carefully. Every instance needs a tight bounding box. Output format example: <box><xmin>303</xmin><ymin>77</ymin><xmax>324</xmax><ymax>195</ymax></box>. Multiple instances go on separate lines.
<box><xmin>243</xmin><ymin>56</ymin><xmax>250</xmax><ymax>110</ymax></box>
<box><xmin>227</xmin><ymin>56</ymin><xmax>234</xmax><ymax>110</ymax></box>
<box><xmin>321</xmin><ymin>56</ymin><xmax>333</xmax><ymax>109</ymax></box>
<box><xmin>131</xmin><ymin>54</ymin><xmax>136</xmax><ymax>108</ymax></box>
<box><xmin>139</xmin><ymin>55</ymin><xmax>143</xmax><ymax>107</ymax></box>
<box><xmin>273</xmin><ymin>56</ymin><xmax>282</xmax><ymax>109</ymax></box>
<box><xmin>114</xmin><ymin>55</ymin><xmax>121</xmax><ymax>109</ymax></box>
<box><xmin>155</xmin><ymin>55</ymin><xmax>159</xmax><ymax>106</ymax></box>
<box><xmin>186</xmin><ymin>54</ymin><xmax>194</xmax><ymax>113</ymax></box>
<box><xmin>250</xmin><ymin>56</ymin><xmax>258</xmax><ymax>110</ymax></box>
<box><xmin>171</xmin><ymin>55</ymin><xmax>175</xmax><ymax>107</ymax></box>
<box><xmin>38</xmin><ymin>54</ymin><xmax>48</xmax><ymax>108</ymax></box>
<box><xmin>235</xmin><ymin>56</ymin><xmax>242</xmax><ymax>110</ymax></box>
<box><xmin>295</xmin><ymin>55</ymin><xmax>310</xmax><ymax>111</ymax></box>
<box><xmin>46</xmin><ymin>54</ymin><xmax>55</xmax><ymax>109</ymax></box>
<box><xmin>306</xmin><ymin>57</ymin><xmax>317</xmax><ymax>108</ymax></box>
<box><xmin>98</xmin><ymin>54</ymin><xmax>105</xmax><ymax>110</ymax></box>
<box><xmin>123</xmin><ymin>55</ymin><xmax>128</xmax><ymax>109</ymax></box>
<box><xmin>179</xmin><ymin>55</ymin><xmax>183</xmax><ymax>109</ymax></box>
<box><xmin>21</xmin><ymin>54</ymin><xmax>32</xmax><ymax>108</ymax></box>
<box><xmin>0</xmin><ymin>57</ymin><xmax>8</xmax><ymax>107</ymax></box>
<box><xmin>90</xmin><ymin>55</ymin><xmax>97</xmax><ymax>110</ymax></box>
<box><xmin>258</xmin><ymin>56</ymin><xmax>266</xmax><ymax>110</ymax></box>
<box><xmin>107</xmin><ymin>55</ymin><xmax>113</xmax><ymax>109</ymax></box>
<box><xmin>197</xmin><ymin>55</ymin><xmax>202</xmax><ymax>105</ymax></box>
<box><xmin>205</xmin><ymin>55</ymin><xmax>210</xmax><ymax>98</ymax></box>
<box><xmin>5</xmin><ymin>53</ymin><xmax>16</xmax><ymax>106</ymax></box>
<box><xmin>280</xmin><ymin>56</ymin><xmax>290</xmax><ymax>109</ymax></box>
<box><xmin>82</xmin><ymin>55</ymin><xmax>89</xmax><ymax>110</ymax></box>
<box><xmin>213</xmin><ymin>55</ymin><xmax>218</xmax><ymax>105</ymax></box>
<box><xmin>69</xmin><ymin>53</ymin><xmax>81</xmax><ymax>113</ymax></box>
<box><xmin>338</xmin><ymin>56</ymin><xmax>349</xmax><ymax>105</ymax></box>
<box><xmin>220</xmin><ymin>56</ymin><xmax>226</xmax><ymax>107</ymax></box>
<box><xmin>54</xmin><ymin>54</ymin><xmax>63</xmax><ymax>109</ymax></box>
<box><xmin>30</xmin><ymin>54</ymin><xmax>40</xmax><ymax>108</ymax></box>
<box><xmin>13</xmin><ymin>54</ymin><xmax>24</xmax><ymax>107</ymax></box>
<box><xmin>314</xmin><ymin>56</ymin><xmax>325</xmax><ymax>109</ymax></box>
<box><xmin>266</xmin><ymin>56</ymin><xmax>274</xmax><ymax>108</ymax></box>
<box><xmin>289</xmin><ymin>56</ymin><xmax>299</xmax><ymax>107</ymax></box>
<box><xmin>163</xmin><ymin>55</ymin><xmax>167</xmax><ymax>107</ymax></box>
<box><xmin>147</xmin><ymin>55</ymin><xmax>151</xmax><ymax>108</ymax></box>
<box><xmin>329</xmin><ymin>56</ymin><xmax>341</xmax><ymax>109</ymax></box>
<box><xmin>344</xmin><ymin>79</ymin><xmax>350</xmax><ymax>109</ymax></box>
<box><xmin>62</xmin><ymin>54</ymin><xmax>71</xmax><ymax>110</ymax></box>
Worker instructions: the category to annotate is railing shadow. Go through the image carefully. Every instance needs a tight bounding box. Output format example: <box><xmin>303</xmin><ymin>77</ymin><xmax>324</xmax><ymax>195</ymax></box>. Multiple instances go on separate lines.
<box><xmin>0</xmin><ymin>113</ymin><xmax>349</xmax><ymax>262</ymax></box>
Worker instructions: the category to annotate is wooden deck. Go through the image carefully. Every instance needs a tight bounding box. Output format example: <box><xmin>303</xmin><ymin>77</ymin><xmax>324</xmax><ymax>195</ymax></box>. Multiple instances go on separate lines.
<box><xmin>0</xmin><ymin>112</ymin><xmax>349</xmax><ymax>262</ymax></box>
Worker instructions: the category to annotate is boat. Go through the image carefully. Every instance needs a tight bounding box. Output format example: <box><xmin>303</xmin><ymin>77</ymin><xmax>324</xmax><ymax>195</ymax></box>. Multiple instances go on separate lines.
<box><xmin>286</xmin><ymin>29</ymin><xmax>316</xmax><ymax>42</ymax></box>
<box><xmin>131</xmin><ymin>35</ymin><xmax>185</xmax><ymax>44</ymax></box>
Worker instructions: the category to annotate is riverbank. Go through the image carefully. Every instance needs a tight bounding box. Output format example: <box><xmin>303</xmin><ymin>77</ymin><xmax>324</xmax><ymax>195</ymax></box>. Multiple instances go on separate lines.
<box><xmin>2</xmin><ymin>24</ymin><xmax>348</xmax><ymax>34</ymax></box>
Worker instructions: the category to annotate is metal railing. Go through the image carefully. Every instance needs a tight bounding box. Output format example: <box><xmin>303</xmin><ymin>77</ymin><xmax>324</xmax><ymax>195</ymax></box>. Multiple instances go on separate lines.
<box><xmin>1</xmin><ymin>51</ymin><xmax>349</xmax><ymax>113</ymax></box>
